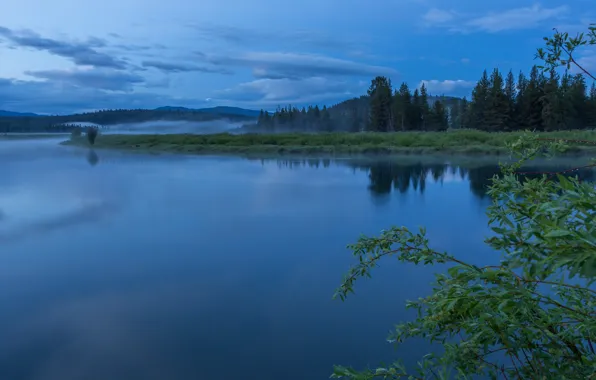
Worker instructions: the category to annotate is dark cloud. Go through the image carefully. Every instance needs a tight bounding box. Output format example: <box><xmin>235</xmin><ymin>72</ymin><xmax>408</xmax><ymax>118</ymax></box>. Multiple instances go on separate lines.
<box><xmin>111</xmin><ymin>43</ymin><xmax>167</xmax><ymax>53</ymax></box>
<box><xmin>188</xmin><ymin>24</ymin><xmax>366</xmax><ymax>52</ymax></box>
<box><xmin>0</xmin><ymin>26</ymin><xmax>127</xmax><ymax>69</ymax></box>
<box><xmin>24</xmin><ymin>69</ymin><xmax>145</xmax><ymax>91</ymax></box>
<box><xmin>200</xmin><ymin>51</ymin><xmax>397</xmax><ymax>79</ymax></box>
<box><xmin>141</xmin><ymin>60</ymin><xmax>233</xmax><ymax>74</ymax></box>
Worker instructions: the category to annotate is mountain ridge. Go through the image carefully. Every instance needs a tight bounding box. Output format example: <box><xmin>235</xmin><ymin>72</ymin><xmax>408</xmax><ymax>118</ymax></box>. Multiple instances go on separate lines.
<box><xmin>0</xmin><ymin>110</ymin><xmax>42</xmax><ymax>117</ymax></box>
<box><xmin>0</xmin><ymin>106</ymin><xmax>263</xmax><ymax>118</ymax></box>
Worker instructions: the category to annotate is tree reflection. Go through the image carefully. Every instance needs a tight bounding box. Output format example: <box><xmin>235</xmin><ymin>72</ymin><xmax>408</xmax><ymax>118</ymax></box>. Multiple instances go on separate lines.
<box><xmin>87</xmin><ymin>150</ymin><xmax>99</xmax><ymax>166</ymax></box>
<box><xmin>352</xmin><ymin>161</ymin><xmax>446</xmax><ymax>196</ymax></box>
<box><xmin>265</xmin><ymin>157</ymin><xmax>596</xmax><ymax>201</ymax></box>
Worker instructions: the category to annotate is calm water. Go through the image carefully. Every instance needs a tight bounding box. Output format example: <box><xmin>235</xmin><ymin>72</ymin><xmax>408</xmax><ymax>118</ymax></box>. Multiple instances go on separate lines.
<box><xmin>0</xmin><ymin>139</ymin><xmax>592</xmax><ymax>380</ymax></box>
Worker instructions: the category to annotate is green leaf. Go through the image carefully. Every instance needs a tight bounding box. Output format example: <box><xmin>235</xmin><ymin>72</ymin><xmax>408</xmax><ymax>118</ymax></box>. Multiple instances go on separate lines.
<box><xmin>544</xmin><ymin>229</ymin><xmax>573</xmax><ymax>238</ymax></box>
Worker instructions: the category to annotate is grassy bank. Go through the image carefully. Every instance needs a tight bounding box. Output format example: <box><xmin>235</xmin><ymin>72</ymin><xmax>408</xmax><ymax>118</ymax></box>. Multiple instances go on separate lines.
<box><xmin>62</xmin><ymin>130</ymin><xmax>596</xmax><ymax>156</ymax></box>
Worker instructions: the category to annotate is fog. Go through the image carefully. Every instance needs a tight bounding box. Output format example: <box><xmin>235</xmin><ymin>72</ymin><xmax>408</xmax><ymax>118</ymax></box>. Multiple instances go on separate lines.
<box><xmin>90</xmin><ymin>119</ymin><xmax>247</xmax><ymax>135</ymax></box>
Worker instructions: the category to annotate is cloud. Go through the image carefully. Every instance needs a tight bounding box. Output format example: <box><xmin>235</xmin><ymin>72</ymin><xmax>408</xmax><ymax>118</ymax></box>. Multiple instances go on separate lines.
<box><xmin>466</xmin><ymin>4</ymin><xmax>568</xmax><ymax>33</ymax></box>
<box><xmin>213</xmin><ymin>77</ymin><xmax>363</xmax><ymax>106</ymax></box>
<box><xmin>419</xmin><ymin>79</ymin><xmax>475</xmax><ymax>94</ymax></box>
<box><xmin>423</xmin><ymin>8</ymin><xmax>456</xmax><ymax>24</ymax></box>
<box><xmin>201</xmin><ymin>51</ymin><xmax>398</xmax><ymax>79</ymax></box>
<box><xmin>0</xmin><ymin>26</ymin><xmax>127</xmax><ymax>69</ymax></box>
<box><xmin>188</xmin><ymin>24</ymin><xmax>365</xmax><ymax>51</ymax></box>
<box><xmin>461</xmin><ymin>58</ymin><xmax>470</xmax><ymax>64</ymax></box>
<box><xmin>112</xmin><ymin>43</ymin><xmax>163</xmax><ymax>52</ymax></box>
<box><xmin>141</xmin><ymin>60</ymin><xmax>233</xmax><ymax>74</ymax></box>
<box><xmin>24</xmin><ymin>68</ymin><xmax>145</xmax><ymax>91</ymax></box>
<box><xmin>423</xmin><ymin>4</ymin><xmax>569</xmax><ymax>33</ymax></box>
<box><xmin>0</xmin><ymin>77</ymin><xmax>203</xmax><ymax>114</ymax></box>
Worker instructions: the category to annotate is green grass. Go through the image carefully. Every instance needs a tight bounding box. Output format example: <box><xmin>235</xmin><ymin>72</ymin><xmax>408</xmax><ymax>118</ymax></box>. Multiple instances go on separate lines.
<box><xmin>61</xmin><ymin>130</ymin><xmax>596</xmax><ymax>156</ymax></box>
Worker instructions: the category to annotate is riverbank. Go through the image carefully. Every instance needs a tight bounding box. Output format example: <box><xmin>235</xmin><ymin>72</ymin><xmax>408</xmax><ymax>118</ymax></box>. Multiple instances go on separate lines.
<box><xmin>61</xmin><ymin>130</ymin><xmax>596</xmax><ymax>156</ymax></box>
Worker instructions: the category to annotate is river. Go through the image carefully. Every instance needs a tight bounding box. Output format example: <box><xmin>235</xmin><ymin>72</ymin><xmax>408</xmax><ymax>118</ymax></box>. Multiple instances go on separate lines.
<box><xmin>0</xmin><ymin>138</ymin><xmax>592</xmax><ymax>380</ymax></box>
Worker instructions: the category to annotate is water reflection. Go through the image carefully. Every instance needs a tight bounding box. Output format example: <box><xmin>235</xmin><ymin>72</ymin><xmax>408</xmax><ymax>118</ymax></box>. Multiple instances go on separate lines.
<box><xmin>87</xmin><ymin>150</ymin><xmax>99</xmax><ymax>166</ymax></box>
<box><xmin>264</xmin><ymin>158</ymin><xmax>596</xmax><ymax>200</ymax></box>
<box><xmin>3</xmin><ymin>146</ymin><xmax>594</xmax><ymax>380</ymax></box>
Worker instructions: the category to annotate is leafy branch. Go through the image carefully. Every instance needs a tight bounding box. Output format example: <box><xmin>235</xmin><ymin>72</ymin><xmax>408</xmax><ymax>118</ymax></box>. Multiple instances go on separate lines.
<box><xmin>332</xmin><ymin>24</ymin><xmax>596</xmax><ymax>380</ymax></box>
<box><xmin>536</xmin><ymin>24</ymin><xmax>596</xmax><ymax>80</ymax></box>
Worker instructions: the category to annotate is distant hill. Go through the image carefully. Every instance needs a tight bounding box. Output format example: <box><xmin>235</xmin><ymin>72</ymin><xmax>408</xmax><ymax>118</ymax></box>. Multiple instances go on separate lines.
<box><xmin>155</xmin><ymin>106</ymin><xmax>261</xmax><ymax>117</ymax></box>
<box><xmin>0</xmin><ymin>108</ymin><xmax>257</xmax><ymax>134</ymax></box>
<box><xmin>0</xmin><ymin>110</ymin><xmax>41</xmax><ymax>117</ymax></box>
<box><xmin>0</xmin><ymin>94</ymin><xmax>463</xmax><ymax>134</ymax></box>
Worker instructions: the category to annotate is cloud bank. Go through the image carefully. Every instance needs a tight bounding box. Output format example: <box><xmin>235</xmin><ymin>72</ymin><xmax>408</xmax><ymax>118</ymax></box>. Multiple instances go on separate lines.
<box><xmin>0</xmin><ymin>1</ymin><xmax>592</xmax><ymax>114</ymax></box>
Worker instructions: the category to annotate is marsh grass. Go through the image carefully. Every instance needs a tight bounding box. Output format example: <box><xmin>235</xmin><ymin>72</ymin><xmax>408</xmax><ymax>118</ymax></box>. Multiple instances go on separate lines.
<box><xmin>62</xmin><ymin>129</ymin><xmax>596</xmax><ymax>156</ymax></box>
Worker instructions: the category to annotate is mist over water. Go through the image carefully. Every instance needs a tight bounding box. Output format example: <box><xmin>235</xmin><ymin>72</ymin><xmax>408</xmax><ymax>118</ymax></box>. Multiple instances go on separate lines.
<box><xmin>97</xmin><ymin>119</ymin><xmax>247</xmax><ymax>135</ymax></box>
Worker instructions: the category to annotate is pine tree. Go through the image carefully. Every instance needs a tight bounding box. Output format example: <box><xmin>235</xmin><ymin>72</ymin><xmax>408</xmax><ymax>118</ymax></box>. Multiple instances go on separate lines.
<box><xmin>470</xmin><ymin>70</ymin><xmax>490</xmax><ymax>130</ymax></box>
<box><xmin>410</xmin><ymin>89</ymin><xmax>422</xmax><ymax>130</ymax></box>
<box><xmin>540</xmin><ymin>70</ymin><xmax>563</xmax><ymax>131</ymax></box>
<box><xmin>429</xmin><ymin>100</ymin><xmax>448</xmax><ymax>131</ymax></box>
<box><xmin>485</xmin><ymin>69</ymin><xmax>508</xmax><ymax>131</ymax></box>
<box><xmin>524</xmin><ymin>66</ymin><xmax>544</xmax><ymax>131</ymax></box>
<box><xmin>367</xmin><ymin>76</ymin><xmax>393</xmax><ymax>132</ymax></box>
<box><xmin>419</xmin><ymin>83</ymin><xmax>431</xmax><ymax>131</ymax></box>
<box><xmin>503</xmin><ymin>70</ymin><xmax>517</xmax><ymax>130</ymax></box>
<box><xmin>567</xmin><ymin>74</ymin><xmax>589</xmax><ymax>129</ymax></box>
<box><xmin>393</xmin><ymin>83</ymin><xmax>411</xmax><ymax>131</ymax></box>
<box><xmin>515</xmin><ymin>71</ymin><xmax>529</xmax><ymax>130</ymax></box>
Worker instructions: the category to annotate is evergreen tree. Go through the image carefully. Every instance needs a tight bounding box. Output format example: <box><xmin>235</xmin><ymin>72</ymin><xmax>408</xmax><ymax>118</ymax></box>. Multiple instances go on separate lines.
<box><xmin>469</xmin><ymin>70</ymin><xmax>490</xmax><ymax>130</ymax></box>
<box><xmin>540</xmin><ymin>70</ymin><xmax>563</xmax><ymax>131</ymax></box>
<box><xmin>429</xmin><ymin>100</ymin><xmax>448</xmax><ymax>131</ymax></box>
<box><xmin>419</xmin><ymin>83</ymin><xmax>431</xmax><ymax>131</ymax></box>
<box><xmin>515</xmin><ymin>71</ymin><xmax>529</xmax><ymax>129</ymax></box>
<box><xmin>367</xmin><ymin>76</ymin><xmax>393</xmax><ymax>132</ymax></box>
<box><xmin>567</xmin><ymin>74</ymin><xmax>589</xmax><ymax>129</ymax></box>
<box><xmin>393</xmin><ymin>83</ymin><xmax>411</xmax><ymax>131</ymax></box>
<box><xmin>409</xmin><ymin>89</ymin><xmax>422</xmax><ymax>130</ymax></box>
<box><xmin>253</xmin><ymin>65</ymin><xmax>596</xmax><ymax>133</ymax></box>
<box><xmin>485</xmin><ymin>69</ymin><xmax>508</xmax><ymax>131</ymax></box>
<box><xmin>503</xmin><ymin>70</ymin><xmax>516</xmax><ymax>130</ymax></box>
<box><xmin>525</xmin><ymin>66</ymin><xmax>545</xmax><ymax>130</ymax></box>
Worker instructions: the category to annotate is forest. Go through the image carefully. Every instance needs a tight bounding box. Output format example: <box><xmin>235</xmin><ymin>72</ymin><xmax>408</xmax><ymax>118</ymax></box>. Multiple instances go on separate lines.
<box><xmin>253</xmin><ymin>65</ymin><xmax>596</xmax><ymax>133</ymax></box>
<box><xmin>4</xmin><ymin>64</ymin><xmax>595</xmax><ymax>135</ymax></box>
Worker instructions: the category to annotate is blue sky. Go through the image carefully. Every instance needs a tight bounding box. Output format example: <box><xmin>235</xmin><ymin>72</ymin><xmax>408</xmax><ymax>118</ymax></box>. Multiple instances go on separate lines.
<box><xmin>0</xmin><ymin>0</ymin><xmax>594</xmax><ymax>114</ymax></box>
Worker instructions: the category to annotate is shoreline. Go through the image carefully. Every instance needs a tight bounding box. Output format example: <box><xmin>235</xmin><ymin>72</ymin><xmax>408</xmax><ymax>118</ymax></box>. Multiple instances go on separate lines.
<box><xmin>61</xmin><ymin>131</ymin><xmax>596</xmax><ymax>158</ymax></box>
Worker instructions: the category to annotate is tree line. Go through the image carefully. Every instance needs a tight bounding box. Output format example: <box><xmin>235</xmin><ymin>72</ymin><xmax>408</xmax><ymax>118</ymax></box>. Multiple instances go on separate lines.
<box><xmin>255</xmin><ymin>65</ymin><xmax>596</xmax><ymax>133</ymax></box>
<box><xmin>456</xmin><ymin>66</ymin><xmax>596</xmax><ymax>131</ymax></box>
<box><xmin>0</xmin><ymin>109</ymin><xmax>254</xmax><ymax>133</ymax></box>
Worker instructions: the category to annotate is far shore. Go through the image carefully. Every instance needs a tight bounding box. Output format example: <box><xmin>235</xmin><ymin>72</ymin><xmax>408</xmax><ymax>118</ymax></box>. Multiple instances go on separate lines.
<box><xmin>0</xmin><ymin>133</ymin><xmax>69</xmax><ymax>140</ymax></box>
<box><xmin>60</xmin><ymin>130</ymin><xmax>596</xmax><ymax>158</ymax></box>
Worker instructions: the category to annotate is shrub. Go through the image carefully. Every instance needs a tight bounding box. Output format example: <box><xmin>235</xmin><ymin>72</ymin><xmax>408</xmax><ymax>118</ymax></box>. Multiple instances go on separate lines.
<box><xmin>86</xmin><ymin>127</ymin><xmax>98</xmax><ymax>145</ymax></box>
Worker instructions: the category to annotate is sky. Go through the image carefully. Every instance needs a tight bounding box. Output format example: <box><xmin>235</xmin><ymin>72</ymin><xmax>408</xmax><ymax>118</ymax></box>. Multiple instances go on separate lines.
<box><xmin>0</xmin><ymin>0</ymin><xmax>594</xmax><ymax>114</ymax></box>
